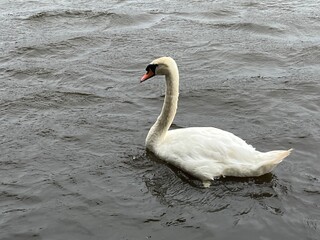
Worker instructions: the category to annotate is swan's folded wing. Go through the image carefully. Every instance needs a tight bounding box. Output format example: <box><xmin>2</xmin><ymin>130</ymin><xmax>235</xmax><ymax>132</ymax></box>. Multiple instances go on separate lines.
<box><xmin>155</xmin><ymin>127</ymin><xmax>259</xmax><ymax>180</ymax></box>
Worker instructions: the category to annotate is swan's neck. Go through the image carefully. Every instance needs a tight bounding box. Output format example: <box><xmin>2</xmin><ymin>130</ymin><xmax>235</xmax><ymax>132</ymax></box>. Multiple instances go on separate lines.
<box><xmin>146</xmin><ymin>68</ymin><xmax>179</xmax><ymax>150</ymax></box>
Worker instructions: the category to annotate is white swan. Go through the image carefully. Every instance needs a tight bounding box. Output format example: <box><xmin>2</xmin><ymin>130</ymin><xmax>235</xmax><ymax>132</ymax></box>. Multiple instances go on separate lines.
<box><xmin>140</xmin><ymin>57</ymin><xmax>292</xmax><ymax>187</ymax></box>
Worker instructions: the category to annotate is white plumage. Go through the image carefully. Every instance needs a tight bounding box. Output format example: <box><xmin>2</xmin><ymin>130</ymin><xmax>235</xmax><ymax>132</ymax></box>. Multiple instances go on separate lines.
<box><xmin>140</xmin><ymin>57</ymin><xmax>291</xmax><ymax>187</ymax></box>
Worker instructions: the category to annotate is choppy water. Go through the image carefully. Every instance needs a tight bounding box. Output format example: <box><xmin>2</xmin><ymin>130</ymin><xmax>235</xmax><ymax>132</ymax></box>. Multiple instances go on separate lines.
<box><xmin>1</xmin><ymin>0</ymin><xmax>320</xmax><ymax>239</ymax></box>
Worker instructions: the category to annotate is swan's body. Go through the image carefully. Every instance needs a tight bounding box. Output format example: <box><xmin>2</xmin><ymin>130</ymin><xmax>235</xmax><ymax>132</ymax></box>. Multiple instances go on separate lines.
<box><xmin>140</xmin><ymin>57</ymin><xmax>291</xmax><ymax>187</ymax></box>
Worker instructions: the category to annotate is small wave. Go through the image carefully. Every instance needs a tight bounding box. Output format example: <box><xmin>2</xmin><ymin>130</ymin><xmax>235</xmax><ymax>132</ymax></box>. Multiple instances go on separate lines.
<box><xmin>8</xmin><ymin>35</ymin><xmax>108</xmax><ymax>61</ymax></box>
<box><xmin>22</xmin><ymin>9</ymin><xmax>162</xmax><ymax>30</ymax></box>
<box><xmin>287</xmin><ymin>45</ymin><xmax>320</xmax><ymax>65</ymax></box>
<box><xmin>24</xmin><ymin>9</ymin><xmax>115</xmax><ymax>21</ymax></box>
<box><xmin>210</xmin><ymin>21</ymin><xmax>286</xmax><ymax>36</ymax></box>
<box><xmin>0</xmin><ymin>90</ymin><xmax>105</xmax><ymax>111</ymax></box>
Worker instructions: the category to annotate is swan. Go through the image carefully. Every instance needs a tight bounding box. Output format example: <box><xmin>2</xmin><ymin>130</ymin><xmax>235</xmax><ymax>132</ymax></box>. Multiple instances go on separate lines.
<box><xmin>140</xmin><ymin>57</ymin><xmax>292</xmax><ymax>187</ymax></box>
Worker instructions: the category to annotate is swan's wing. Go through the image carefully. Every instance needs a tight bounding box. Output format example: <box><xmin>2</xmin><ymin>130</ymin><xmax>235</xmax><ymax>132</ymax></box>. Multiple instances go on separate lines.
<box><xmin>155</xmin><ymin>127</ymin><xmax>259</xmax><ymax>180</ymax></box>
<box><xmin>162</xmin><ymin>127</ymin><xmax>258</xmax><ymax>161</ymax></box>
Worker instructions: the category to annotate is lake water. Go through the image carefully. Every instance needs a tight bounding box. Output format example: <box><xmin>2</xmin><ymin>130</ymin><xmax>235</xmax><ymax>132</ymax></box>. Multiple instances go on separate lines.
<box><xmin>1</xmin><ymin>0</ymin><xmax>319</xmax><ymax>239</ymax></box>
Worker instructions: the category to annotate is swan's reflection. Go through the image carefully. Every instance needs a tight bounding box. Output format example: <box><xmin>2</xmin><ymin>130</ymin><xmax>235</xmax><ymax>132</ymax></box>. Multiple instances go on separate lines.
<box><xmin>130</xmin><ymin>150</ymin><xmax>286</xmax><ymax>217</ymax></box>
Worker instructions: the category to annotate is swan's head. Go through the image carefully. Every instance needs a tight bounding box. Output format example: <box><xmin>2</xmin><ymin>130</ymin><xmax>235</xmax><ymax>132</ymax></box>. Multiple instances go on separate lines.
<box><xmin>140</xmin><ymin>57</ymin><xmax>177</xmax><ymax>83</ymax></box>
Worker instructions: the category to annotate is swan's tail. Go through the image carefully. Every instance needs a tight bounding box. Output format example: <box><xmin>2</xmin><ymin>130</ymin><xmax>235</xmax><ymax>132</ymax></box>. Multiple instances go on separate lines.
<box><xmin>262</xmin><ymin>148</ymin><xmax>293</xmax><ymax>165</ymax></box>
<box><xmin>255</xmin><ymin>149</ymin><xmax>292</xmax><ymax>175</ymax></box>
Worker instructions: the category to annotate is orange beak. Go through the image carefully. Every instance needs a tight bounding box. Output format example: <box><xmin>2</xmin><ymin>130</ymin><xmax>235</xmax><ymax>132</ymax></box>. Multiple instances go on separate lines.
<box><xmin>140</xmin><ymin>70</ymin><xmax>155</xmax><ymax>83</ymax></box>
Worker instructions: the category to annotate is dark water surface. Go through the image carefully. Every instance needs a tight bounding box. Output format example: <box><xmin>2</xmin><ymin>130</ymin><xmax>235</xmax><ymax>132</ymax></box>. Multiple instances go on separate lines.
<box><xmin>1</xmin><ymin>0</ymin><xmax>320</xmax><ymax>239</ymax></box>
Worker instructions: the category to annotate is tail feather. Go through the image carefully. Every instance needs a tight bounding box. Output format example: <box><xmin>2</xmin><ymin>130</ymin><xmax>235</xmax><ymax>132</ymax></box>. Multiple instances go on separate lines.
<box><xmin>261</xmin><ymin>148</ymin><xmax>292</xmax><ymax>165</ymax></box>
<box><xmin>254</xmin><ymin>149</ymin><xmax>292</xmax><ymax>176</ymax></box>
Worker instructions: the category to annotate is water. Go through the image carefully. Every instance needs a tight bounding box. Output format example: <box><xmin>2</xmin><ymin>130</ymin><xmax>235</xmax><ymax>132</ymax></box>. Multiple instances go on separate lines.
<box><xmin>1</xmin><ymin>0</ymin><xmax>319</xmax><ymax>239</ymax></box>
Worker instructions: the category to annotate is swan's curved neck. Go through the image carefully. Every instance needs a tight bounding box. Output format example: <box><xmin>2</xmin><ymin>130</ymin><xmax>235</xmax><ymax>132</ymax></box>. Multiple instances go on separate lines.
<box><xmin>146</xmin><ymin>65</ymin><xmax>179</xmax><ymax>149</ymax></box>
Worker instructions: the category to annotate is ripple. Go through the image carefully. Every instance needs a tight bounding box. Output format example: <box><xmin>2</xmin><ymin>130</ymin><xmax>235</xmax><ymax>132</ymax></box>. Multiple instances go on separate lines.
<box><xmin>22</xmin><ymin>9</ymin><xmax>164</xmax><ymax>30</ymax></box>
<box><xmin>23</xmin><ymin>9</ymin><xmax>116</xmax><ymax>21</ymax></box>
<box><xmin>126</xmin><ymin>150</ymin><xmax>285</xmax><ymax>218</ymax></box>
<box><xmin>0</xmin><ymin>90</ymin><xmax>105</xmax><ymax>111</ymax></box>
<box><xmin>1</xmin><ymin>0</ymin><xmax>320</xmax><ymax>239</ymax></box>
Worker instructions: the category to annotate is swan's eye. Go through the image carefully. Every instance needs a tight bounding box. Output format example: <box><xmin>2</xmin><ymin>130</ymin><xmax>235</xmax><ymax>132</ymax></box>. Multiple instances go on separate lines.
<box><xmin>146</xmin><ymin>64</ymin><xmax>158</xmax><ymax>74</ymax></box>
